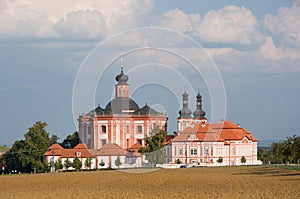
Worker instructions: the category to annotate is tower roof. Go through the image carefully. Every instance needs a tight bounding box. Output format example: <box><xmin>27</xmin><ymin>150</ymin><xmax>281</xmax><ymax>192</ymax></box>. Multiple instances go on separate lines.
<box><xmin>115</xmin><ymin>55</ymin><xmax>129</xmax><ymax>84</ymax></box>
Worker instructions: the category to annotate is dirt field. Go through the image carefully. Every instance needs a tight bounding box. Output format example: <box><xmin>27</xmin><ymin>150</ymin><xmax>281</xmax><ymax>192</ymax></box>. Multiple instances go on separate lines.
<box><xmin>0</xmin><ymin>166</ymin><xmax>299</xmax><ymax>199</ymax></box>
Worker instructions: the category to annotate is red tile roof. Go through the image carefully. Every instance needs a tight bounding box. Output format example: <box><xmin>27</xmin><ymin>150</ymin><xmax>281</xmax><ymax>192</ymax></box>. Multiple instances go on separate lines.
<box><xmin>73</xmin><ymin>143</ymin><xmax>88</xmax><ymax>149</ymax></box>
<box><xmin>96</xmin><ymin>143</ymin><xmax>128</xmax><ymax>156</ymax></box>
<box><xmin>129</xmin><ymin>143</ymin><xmax>142</xmax><ymax>150</ymax></box>
<box><xmin>44</xmin><ymin>143</ymin><xmax>64</xmax><ymax>156</ymax></box>
<box><xmin>176</xmin><ymin>120</ymin><xmax>258</xmax><ymax>143</ymax></box>
<box><xmin>44</xmin><ymin>143</ymin><xmax>94</xmax><ymax>158</ymax></box>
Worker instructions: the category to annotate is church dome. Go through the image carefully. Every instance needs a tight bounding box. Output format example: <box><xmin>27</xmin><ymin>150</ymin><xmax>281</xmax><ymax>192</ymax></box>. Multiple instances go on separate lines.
<box><xmin>105</xmin><ymin>98</ymin><xmax>139</xmax><ymax>113</ymax></box>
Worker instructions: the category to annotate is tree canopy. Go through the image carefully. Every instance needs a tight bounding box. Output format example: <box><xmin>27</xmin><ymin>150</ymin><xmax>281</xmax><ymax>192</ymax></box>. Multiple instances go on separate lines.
<box><xmin>258</xmin><ymin>135</ymin><xmax>300</xmax><ymax>165</ymax></box>
<box><xmin>61</xmin><ymin>131</ymin><xmax>80</xmax><ymax>149</ymax></box>
<box><xmin>139</xmin><ymin>125</ymin><xmax>167</xmax><ymax>166</ymax></box>
<box><xmin>2</xmin><ymin>121</ymin><xmax>58</xmax><ymax>173</ymax></box>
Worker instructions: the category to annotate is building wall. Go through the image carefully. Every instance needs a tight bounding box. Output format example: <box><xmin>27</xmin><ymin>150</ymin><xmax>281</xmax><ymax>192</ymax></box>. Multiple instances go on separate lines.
<box><xmin>79</xmin><ymin>115</ymin><xmax>167</xmax><ymax>150</ymax></box>
<box><xmin>167</xmin><ymin>140</ymin><xmax>260</xmax><ymax>166</ymax></box>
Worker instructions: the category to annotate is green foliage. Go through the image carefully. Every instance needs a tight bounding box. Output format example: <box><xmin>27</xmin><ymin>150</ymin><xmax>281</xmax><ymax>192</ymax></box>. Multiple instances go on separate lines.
<box><xmin>64</xmin><ymin>159</ymin><xmax>72</xmax><ymax>170</ymax></box>
<box><xmin>139</xmin><ymin>125</ymin><xmax>167</xmax><ymax>166</ymax></box>
<box><xmin>176</xmin><ymin>159</ymin><xmax>181</xmax><ymax>164</ymax></box>
<box><xmin>217</xmin><ymin>157</ymin><xmax>223</xmax><ymax>164</ymax></box>
<box><xmin>240</xmin><ymin>156</ymin><xmax>246</xmax><ymax>164</ymax></box>
<box><xmin>115</xmin><ymin>156</ymin><xmax>122</xmax><ymax>168</ymax></box>
<box><xmin>54</xmin><ymin>159</ymin><xmax>63</xmax><ymax>170</ymax></box>
<box><xmin>50</xmin><ymin>135</ymin><xmax>59</xmax><ymax>145</ymax></box>
<box><xmin>84</xmin><ymin>158</ymin><xmax>93</xmax><ymax>169</ymax></box>
<box><xmin>72</xmin><ymin>157</ymin><xmax>82</xmax><ymax>171</ymax></box>
<box><xmin>3</xmin><ymin>121</ymin><xmax>58</xmax><ymax>173</ymax></box>
<box><xmin>61</xmin><ymin>132</ymin><xmax>80</xmax><ymax>149</ymax></box>
<box><xmin>257</xmin><ymin>135</ymin><xmax>300</xmax><ymax>165</ymax></box>
<box><xmin>266</xmin><ymin>135</ymin><xmax>300</xmax><ymax>165</ymax></box>
<box><xmin>257</xmin><ymin>147</ymin><xmax>272</xmax><ymax>164</ymax></box>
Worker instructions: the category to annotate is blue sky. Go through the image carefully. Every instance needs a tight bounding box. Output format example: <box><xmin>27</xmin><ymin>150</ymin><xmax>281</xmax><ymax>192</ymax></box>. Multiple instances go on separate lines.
<box><xmin>0</xmin><ymin>0</ymin><xmax>299</xmax><ymax>145</ymax></box>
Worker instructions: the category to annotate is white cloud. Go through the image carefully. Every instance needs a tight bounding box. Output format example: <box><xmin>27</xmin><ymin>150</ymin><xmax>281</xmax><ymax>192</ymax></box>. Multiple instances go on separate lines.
<box><xmin>155</xmin><ymin>6</ymin><xmax>265</xmax><ymax>48</ymax></box>
<box><xmin>0</xmin><ymin>0</ymin><xmax>154</xmax><ymax>39</ymax></box>
<box><xmin>55</xmin><ymin>10</ymin><xmax>107</xmax><ymax>39</ymax></box>
<box><xmin>264</xmin><ymin>0</ymin><xmax>300</xmax><ymax>48</ymax></box>
<box><xmin>0</xmin><ymin>1</ymin><xmax>57</xmax><ymax>38</ymax></box>
<box><xmin>196</xmin><ymin>6</ymin><xmax>265</xmax><ymax>47</ymax></box>
<box><xmin>155</xmin><ymin>9</ymin><xmax>201</xmax><ymax>33</ymax></box>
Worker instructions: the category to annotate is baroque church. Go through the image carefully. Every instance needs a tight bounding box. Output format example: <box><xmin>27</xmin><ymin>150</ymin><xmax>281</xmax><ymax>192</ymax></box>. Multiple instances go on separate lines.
<box><xmin>45</xmin><ymin>57</ymin><xmax>261</xmax><ymax>169</ymax></box>
<box><xmin>77</xmin><ymin>57</ymin><xmax>168</xmax><ymax>150</ymax></box>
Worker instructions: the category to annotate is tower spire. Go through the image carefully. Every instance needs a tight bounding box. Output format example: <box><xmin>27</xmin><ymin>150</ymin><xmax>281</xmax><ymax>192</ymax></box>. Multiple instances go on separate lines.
<box><xmin>193</xmin><ymin>89</ymin><xmax>206</xmax><ymax>120</ymax></box>
<box><xmin>120</xmin><ymin>54</ymin><xmax>124</xmax><ymax>73</ymax></box>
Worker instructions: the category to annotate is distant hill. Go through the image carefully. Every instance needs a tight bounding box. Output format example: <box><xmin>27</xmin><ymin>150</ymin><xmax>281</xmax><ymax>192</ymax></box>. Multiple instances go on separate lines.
<box><xmin>0</xmin><ymin>145</ymin><xmax>10</xmax><ymax>153</ymax></box>
<box><xmin>258</xmin><ymin>140</ymin><xmax>283</xmax><ymax>148</ymax></box>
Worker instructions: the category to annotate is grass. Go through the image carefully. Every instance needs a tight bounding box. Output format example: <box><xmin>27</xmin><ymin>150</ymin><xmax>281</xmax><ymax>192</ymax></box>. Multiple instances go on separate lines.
<box><xmin>0</xmin><ymin>166</ymin><xmax>299</xmax><ymax>199</ymax></box>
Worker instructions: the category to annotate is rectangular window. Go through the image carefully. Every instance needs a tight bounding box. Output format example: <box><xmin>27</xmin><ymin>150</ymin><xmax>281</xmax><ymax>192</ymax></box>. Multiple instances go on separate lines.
<box><xmin>179</xmin><ymin>149</ymin><xmax>183</xmax><ymax>156</ymax></box>
<box><xmin>101</xmin><ymin>140</ymin><xmax>106</xmax><ymax>147</ymax></box>
<box><xmin>190</xmin><ymin>149</ymin><xmax>197</xmax><ymax>155</ymax></box>
<box><xmin>101</xmin><ymin>125</ymin><xmax>107</xmax><ymax>133</ymax></box>
<box><xmin>137</xmin><ymin>125</ymin><xmax>143</xmax><ymax>133</ymax></box>
<box><xmin>205</xmin><ymin>149</ymin><xmax>209</xmax><ymax>155</ymax></box>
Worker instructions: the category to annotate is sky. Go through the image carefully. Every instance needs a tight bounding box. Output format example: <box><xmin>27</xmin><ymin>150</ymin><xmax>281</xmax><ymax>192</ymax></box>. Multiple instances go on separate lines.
<box><xmin>0</xmin><ymin>0</ymin><xmax>299</xmax><ymax>146</ymax></box>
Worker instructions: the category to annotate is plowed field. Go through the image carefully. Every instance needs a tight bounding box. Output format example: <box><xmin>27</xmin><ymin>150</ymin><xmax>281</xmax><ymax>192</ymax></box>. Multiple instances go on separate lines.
<box><xmin>0</xmin><ymin>166</ymin><xmax>299</xmax><ymax>199</ymax></box>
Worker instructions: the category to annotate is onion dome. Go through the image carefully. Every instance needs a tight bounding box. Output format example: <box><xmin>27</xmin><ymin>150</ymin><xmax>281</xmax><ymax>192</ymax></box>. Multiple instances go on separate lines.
<box><xmin>179</xmin><ymin>91</ymin><xmax>192</xmax><ymax>118</ymax></box>
<box><xmin>193</xmin><ymin>92</ymin><xmax>206</xmax><ymax>118</ymax></box>
<box><xmin>115</xmin><ymin>69</ymin><xmax>128</xmax><ymax>83</ymax></box>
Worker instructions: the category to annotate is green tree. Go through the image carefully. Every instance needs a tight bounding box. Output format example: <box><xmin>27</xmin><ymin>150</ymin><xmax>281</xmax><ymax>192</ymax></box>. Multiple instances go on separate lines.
<box><xmin>50</xmin><ymin>135</ymin><xmax>59</xmax><ymax>145</ymax></box>
<box><xmin>84</xmin><ymin>158</ymin><xmax>93</xmax><ymax>170</ymax></box>
<box><xmin>271</xmin><ymin>142</ymin><xmax>285</xmax><ymax>164</ymax></box>
<box><xmin>139</xmin><ymin>125</ymin><xmax>167</xmax><ymax>167</ymax></box>
<box><xmin>22</xmin><ymin>121</ymin><xmax>54</xmax><ymax>173</ymax></box>
<box><xmin>72</xmin><ymin>157</ymin><xmax>82</xmax><ymax>171</ymax></box>
<box><xmin>176</xmin><ymin>159</ymin><xmax>181</xmax><ymax>164</ymax></box>
<box><xmin>61</xmin><ymin>132</ymin><xmax>80</xmax><ymax>149</ymax></box>
<box><xmin>3</xmin><ymin>121</ymin><xmax>57</xmax><ymax>173</ymax></box>
<box><xmin>99</xmin><ymin>159</ymin><xmax>105</xmax><ymax>167</ymax></box>
<box><xmin>115</xmin><ymin>156</ymin><xmax>122</xmax><ymax>168</ymax></box>
<box><xmin>3</xmin><ymin>140</ymin><xmax>27</xmax><ymax>173</ymax></box>
<box><xmin>64</xmin><ymin>159</ymin><xmax>72</xmax><ymax>170</ymax></box>
<box><xmin>217</xmin><ymin>157</ymin><xmax>223</xmax><ymax>164</ymax></box>
<box><xmin>284</xmin><ymin>135</ymin><xmax>300</xmax><ymax>165</ymax></box>
<box><xmin>241</xmin><ymin>156</ymin><xmax>246</xmax><ymax>164</ymax></box>
<box><xmin>257</xmin><ymin>147</ymin><xmax>272</xmax><ymax>164</ymax></box>
<box><xmin>54</xmin><ymin>159</ymin><xmax>63</xmax><ymax>170</ymax></box>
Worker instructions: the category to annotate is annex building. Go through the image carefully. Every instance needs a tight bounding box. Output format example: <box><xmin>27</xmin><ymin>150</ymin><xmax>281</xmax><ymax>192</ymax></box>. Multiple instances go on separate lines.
<box><xmin>165</xmin><ymin>92</ymin><xmax>261</xmax><ymax>166</ymax></box>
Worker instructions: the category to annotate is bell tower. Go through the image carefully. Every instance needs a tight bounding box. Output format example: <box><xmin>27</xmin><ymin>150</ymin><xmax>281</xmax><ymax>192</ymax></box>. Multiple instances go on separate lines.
<box><xmin>115</xmin><ymin>56</ymin><xmax>129</xmax><ymax>98</ymax></box>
